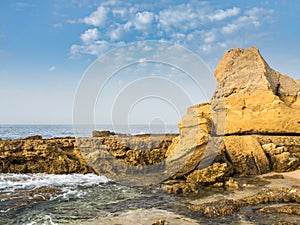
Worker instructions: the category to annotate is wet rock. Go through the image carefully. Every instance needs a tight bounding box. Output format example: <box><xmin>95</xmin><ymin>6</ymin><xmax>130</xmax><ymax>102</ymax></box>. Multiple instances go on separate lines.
<box><xmin>24</xmin><ymin>135</ymin><xmax>43</xmax><ymax>140</ymax></box>
<box><xmin>186</xmin><ymin>162</ymin><xmax>233</xmax><ymax>185</ymax></box>
<box><xmin>263</xmin><ymin>174</ymin><xmax>285</xmax><ymax>180</ymax></box>
<box><xmin>225</xmin><ymin>177</ymin><xmax>241</xmax><ymax>188</ymax></box>
<box><xmin>189</xmin><ymin>199</ymin><xmax>240</xmax><ymax>218</ymax></box>
<box><xmin>259</xmin><ymin>204</ymin><xmax>300</xmax><ymax>215</ymax></box>
<box><xmin>272</xmin><ymin>152</ymin><xmax>300</xmax><ymax>172</ymax></box>
<box><xmin>0</xmin><ymin>187</ymin><xmax>63</xmax><ymax>211</ymax></box>
<box><xmin>152</xmin><ymin>219</ymin><xmax>168</xmax><ymax>225</ymax></box>
<box><xmin>164</xmin><ymin>181</ymin><xmax>197</xmax><ymax>194</ymax></box>
<box><xmin>224</xmin><ymin>136</ymin><xmax>270</xmax><ymax>175</ymax></box>
<box><xmin>92</xmin><ymin>130</ymin><xmax>115</xmax><ymax>137</ymax></box>
<box><xmin>189</xmin><ymin>187</ymin><xmax>300</xmax><ymax>218</ymax></box>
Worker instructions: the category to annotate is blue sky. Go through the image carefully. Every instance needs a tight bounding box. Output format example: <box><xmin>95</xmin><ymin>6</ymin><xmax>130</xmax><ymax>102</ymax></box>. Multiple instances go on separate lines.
<box><xmin>0</xmin><ymin>0</ymin><xmax>299</xmax><ymax>125</ymax></box>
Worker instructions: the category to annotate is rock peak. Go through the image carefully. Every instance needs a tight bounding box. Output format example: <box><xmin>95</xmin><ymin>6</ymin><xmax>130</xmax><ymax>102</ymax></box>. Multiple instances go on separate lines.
<box><xmin>214</xmin><ymin>47</ymin><xmax>300</xmax><ymax>103</ymax></box>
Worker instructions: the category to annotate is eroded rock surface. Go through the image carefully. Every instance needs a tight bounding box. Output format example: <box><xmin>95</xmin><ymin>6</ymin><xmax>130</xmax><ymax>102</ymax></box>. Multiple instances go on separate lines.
<box><xmin>164</xmin><ymin>47</ymin><xmax>300</xmax><ymax>193</ymax></box>
<box><xmin>189</xmin><ymin>187</ymin><xmax>300</xmax><ymax>218</ymax></box>
<box><xmin>0</xmin><ymin>138</ymin><xmax>95</xmax><ymax>174</ymax></box>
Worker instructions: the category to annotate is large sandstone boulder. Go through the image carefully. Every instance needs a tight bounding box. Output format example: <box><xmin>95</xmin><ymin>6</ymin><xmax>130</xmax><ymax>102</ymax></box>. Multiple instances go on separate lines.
<box><xmin>164</xmin><ymin>47</ymin><xmax>300</xmax><ymax>192</ymax></box>
<box><xmin>214</xmin><ymin>47</ymin><xmax>300</xmax><ymax>135</ymax></box>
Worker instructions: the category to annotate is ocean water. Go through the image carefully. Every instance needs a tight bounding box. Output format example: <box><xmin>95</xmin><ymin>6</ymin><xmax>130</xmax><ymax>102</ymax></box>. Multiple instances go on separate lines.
<box><xmin>0</xmin><ymin>124</ymin><xmax>179</xmax><ymax>140</ymax></box>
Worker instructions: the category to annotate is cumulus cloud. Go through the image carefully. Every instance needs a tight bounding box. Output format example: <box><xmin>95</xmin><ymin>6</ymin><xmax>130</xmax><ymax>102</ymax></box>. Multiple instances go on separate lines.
<box><xmin>80</xmin><ymin>6</ymin><xmax>108</xmax><ymax>26</ymax></box>
<box><xmin>134</xmin><ymin>11</ymin><xmax>155</xmax><ymax>30</ymax></box>
<box><xmin>222</xmin><ymin>23</ymin><xmax>239</xmax><ymax>34</ymax></box>
<box><xmin>221</xmin><ymin>7</ymin><xmax>273</xmax><ymax>36</ymax></box>
<box><xmin>208</xmin><ymin>7</ymin><xmax>240</xmax><ymax>21</ymax></box>
<box><xmin>80</xmin><ymin>28</ymin><xmax>99</xmax><ymax>43</ymax></box>
<box><xmin>158</xmin><ymin>4</ymin><xmax>199</xmax><ymax>32</ymax></box>
<box><xmin>69</xmin><ymin>2</ymin><xmax>274</xmax><ymax>58</ymax></box>
<box><xmin>109</xmin><ymin>25</ymin><xmax>123</xmax><ymax>41</ymax></box>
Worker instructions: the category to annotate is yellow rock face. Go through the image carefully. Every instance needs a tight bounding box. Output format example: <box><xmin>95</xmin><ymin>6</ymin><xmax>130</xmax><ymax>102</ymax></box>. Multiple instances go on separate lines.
<box><xmin>214</xmin><ymin>46</ymin><xmax>300</xmax><ymax>135</ymax></box>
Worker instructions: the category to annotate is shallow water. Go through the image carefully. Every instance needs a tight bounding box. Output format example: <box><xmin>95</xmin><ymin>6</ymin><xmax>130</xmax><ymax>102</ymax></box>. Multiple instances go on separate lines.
<box><xmin>1</xmin><ymin>174</ymin><xmax>300</xmax><ymax>224</ymax></box>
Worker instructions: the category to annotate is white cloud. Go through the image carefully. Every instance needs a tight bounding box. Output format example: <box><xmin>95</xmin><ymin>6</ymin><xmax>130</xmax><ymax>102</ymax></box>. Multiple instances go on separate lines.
<box><xmin>69</xmin><ymin>2</ymin><xmax>274</xmax><ymax>58</ymax></box>
<box><xmin>221</xmin><ymin>7</ymin><xmax>273</xmax><ymax>36</ymax></box>
<box><xmin>245</xmin><ymin>7</ymin><xmax>273</xmax><ymax>27</ymax></box>
<box><xmin>70</xmin><ymin>40</ymin><xmax>116</xmax><ymax>57</ymax></box>
<box><xmin>203</xmin><ymin>31</ymin><xmax>216</xmax><ymax>43</ymax></box>
<box><xmin>158</xmin><ymin>4</ymin><xmax>199</xmax><ymax>32</ymax></box>
<box><xmin>109</xmin><ymin>25</ymin><xmax>123</xmax><ymax>41</ymax></box>
<box><xmin>123</xmin><ymin>21</ymin><xmax>132</xmax><ymax>32</ymax></box>
<box><xmin>48</xmin><ymin>66</ymin><xmax>55</xmax><ymax>72</ymax></box>
<box><xmin>221</xmin><ymin>23</ymin><xmax>239</xmax><ymax>34</ymax></box>
<box><xmin>112</xmin><ymin>8</ymin><xmax>127</xmax><ymax>18</ymax></box>
<box><xmin>80</xmin><ymin>6</ymin><xmax>108</xmax><ymax>26</ymax></box>
<box><xmin>208</xmin><ymin>7</ymin><xmax>240</xmax><ymax>21</ymax></box>
<box><xmin>134</xmin><ymin>11</ymin><xmax>155</xmax><ymax>30</ymax></box>
<box><xmin>80</xmin><ymin>28</ymin><xmax>99</xmax><ymax>43</ymax></box>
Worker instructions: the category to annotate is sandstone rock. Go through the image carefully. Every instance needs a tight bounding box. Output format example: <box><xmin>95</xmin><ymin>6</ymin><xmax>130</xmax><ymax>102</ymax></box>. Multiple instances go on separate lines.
<box><xmin>164</xmin><ymin>47</ymin><xmax>300</xmax><ymax>191</ymax></box>
<box><xmin>189</xmin><ymin>187</ymin><xmax>300</xmax><ymax>218</ymax></box>
<box><xmin>224</xmin><ymin>136</ymin><xmax>270</xmax><ymax>175</ymax></box>
<box><xmin>260</xmin><ymin>204</ymin><xmax>300</xmax><ymax>215</ymax></box>
<box><xmin>24</xmin><ymin>135</ymin><xmax>43</xmax><ymax>140</ymax></box>
<box><xmin>163</xmin><ymin>181</ymin><xmax>197</xmax><ymax>194</ymax></box>
<box><xmin>225</xmin><ymin>177</ymin><xmax>241</xmax><ymax>188</ymax></box>
<box><xmin>152</xmin><ymin>219</ymin><xmax>168</xmax><ymax>225</ymax></box>
<box><xmin>186</xmin><ymin>162</ymin><xmax>233</xmax><ymax>185</ymax></box>
<box><xmin>271</xmin><ymin>152</ymin><xmax>300</xmax><ymax>172</ymax></box>
<box><xmin>92</xmin><ymin>130</ymin><xmax>115</xmax><ymax>137</ymax></box>
<box><xmin>0</xmin><ymin>138</ymin><xmax>96</xmax><ymax>174</ymax></box>
<box><xmin>77</xmin><ymin>134</ymin><xmax>177</xmax><ymax>185</ymax></box>
<box><xmin>214</xmin><ymin>46</ymin><xmax>300</xmax><ymax>135</ymax></box>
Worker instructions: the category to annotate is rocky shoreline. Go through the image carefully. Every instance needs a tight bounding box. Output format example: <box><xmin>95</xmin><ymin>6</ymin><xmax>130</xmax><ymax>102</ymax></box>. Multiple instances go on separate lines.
<box><xmin>1</xmin><ymin>47</ymin><xmax>300</xmax><ymax>222</ymax></box>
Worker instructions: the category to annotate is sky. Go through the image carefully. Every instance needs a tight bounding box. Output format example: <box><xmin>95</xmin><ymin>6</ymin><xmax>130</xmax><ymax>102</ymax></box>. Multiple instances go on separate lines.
<box><xmin>0</xmin><ymin>0</ymin><xmax>299</xmax><ymax>125</ymax></box>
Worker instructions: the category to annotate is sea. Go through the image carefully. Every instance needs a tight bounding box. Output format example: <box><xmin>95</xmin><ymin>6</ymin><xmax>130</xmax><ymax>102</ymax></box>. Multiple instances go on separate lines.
<box><xmin>1</xmin><ymin>125</ymin><xmax>300</xmax><ymax>224</ymax></box>
<box><xmin>0</xmin><ymin>124</ymin><xmax>179</xmax><ymax>140</ymax></box>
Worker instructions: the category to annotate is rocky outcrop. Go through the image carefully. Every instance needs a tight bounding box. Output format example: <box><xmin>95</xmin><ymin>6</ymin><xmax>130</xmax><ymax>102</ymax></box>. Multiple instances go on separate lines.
<box><xmin>77</xmin><ymin>134</ymin><xmax>177</xmax><ymax>185</ymax></box>
<box><xmin>0</xmin><ymin>138</ymin><xmax>96</xmax><ymax>174</ymax></box>
<box><xmin>0</xmin><ymin>134</ymin><xmax>176</xmax><ymax>177</ymax></box>
<box><xmin>214</xmin><ymin>47</ymin><xmax>300</xmax><ymax>135</ymax></box>
<box><xmin>164</xmin><ymin>47</ymin><xmax>300</xmax><ymax>193</ymax></box>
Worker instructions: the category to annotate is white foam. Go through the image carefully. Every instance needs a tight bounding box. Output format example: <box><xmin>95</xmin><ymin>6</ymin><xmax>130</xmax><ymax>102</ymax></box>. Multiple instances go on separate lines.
<box><xmin>0</xmin><ymin>173</ymin><xmax>109</xmax><ymax>192</ymax></box>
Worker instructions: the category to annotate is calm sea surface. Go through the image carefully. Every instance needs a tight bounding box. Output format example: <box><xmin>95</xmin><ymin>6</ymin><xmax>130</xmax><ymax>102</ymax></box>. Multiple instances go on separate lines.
<box><xmin>0</xmin><ymin>124</ymin><xmax>179</xmax><ymax>140</ymax></box>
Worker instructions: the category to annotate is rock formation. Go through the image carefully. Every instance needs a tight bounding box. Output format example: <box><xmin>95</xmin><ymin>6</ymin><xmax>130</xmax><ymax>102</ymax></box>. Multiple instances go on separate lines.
<box><xmin>164</xmin><ymin>47</ymin><xmax>300</xmax><ymax>193</ymax></box>
<box><xmin>0</xmin><ymin>134</ymin><xmax>176</xmax><ymax>177</ymax></box>
<box><xmin>0</xmin><ymin>138</ymin><xmax>96</xmax><ymax>174</ymax></box>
